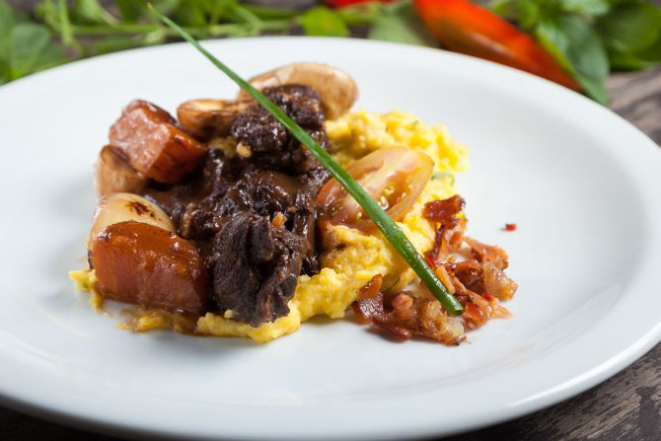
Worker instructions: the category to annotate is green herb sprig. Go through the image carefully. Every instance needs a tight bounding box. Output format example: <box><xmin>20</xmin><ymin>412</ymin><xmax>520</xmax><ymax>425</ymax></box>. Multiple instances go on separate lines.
<box><xmin>490</xmin><ymin>0</ymin><xmax>661</xmax><ymax>104</ymax></box>
<box><xmin>0</xmin><ymin>0</ymin><xmax>429</xmax><ymax>85</ymax></box>
<box><xmin>147</xmin><ymin>4</ymin><xmax>464</xmax><ymax>316</ymax></box>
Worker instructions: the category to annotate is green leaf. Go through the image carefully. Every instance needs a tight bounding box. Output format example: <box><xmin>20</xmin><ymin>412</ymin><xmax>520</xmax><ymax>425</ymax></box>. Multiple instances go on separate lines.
<box><xmin>9</xmin><ymin>23</ymin><xmax>50</xmax><ymax>77</ymax></box>
<box><xmin>301</xmin><ymin>7</ymin><xmax>348</xmax><ymax>37</ymax></box>
<box><xmin>0</xmin><ymin>0</ymin><xmax>14</xmax><ymax>60</ymax></box>
<box><xmin>368</xmin><ymin>6</ymin><xmax>432</xmax><ymax>46</ymax></box>
<box><xmin>490</xmin><ymin>0</ymin><xmax>518</xmax><ymax>19</ymax></box>
<box><xmin>534</xmin><ymin>17</ymin><xmax>610</xmax><ymax>104</ymax></box>
<box><xmin>8</xmin><ymin>23</ymin><xmax>66</xmax><ymax>79</ymax></box>
<box><xmin>153</xmin><ymin>0</ymin><xmax>181</xmax><ymax>16</ymax></box>
<box><xmin>560</xmin><ymin>0</ymin><xmax>610</xmax><ymax>17</ymax></box>
<box><xmin>114</xmin><ymin>0</ymin><xmax>145</xmax><ymax>22</ymax></box>
<box><xmin>574</xmin><ymin>72</ymin><xmax>608</xmax><ymax>105</ymax></box>
<box><xmin>598</xmin><ymin>3</ymin><xmax>661</xmax><ymax>53</ymax></box>
<box><xmin>534</xmin><ymin>20</ymin><xmax>573</xmax><ymax>72</ymax></box>
<box><xmin>175</xmin><ymin>0</ymin><xmax>217</xmax><ymax>27</ymax></box>
<box><xmin>85</xmin><ymin>36</ymin><xmax>143</xmax><ymax>56</ymax></box>
<box><xmin>368</xmin><ymin>14</ymin><xmax>425</xmax><ymax>45</ymax></box>
<box><xmin>515</xmin><ymin>0</ymin><xmax>541</xmax><ymax>30</ymax></box>
<box><xmin>608</xmin><ymin>35</ymin><xmax>661</xmax><ymax>70</ymax></box>
<box><xmin>71</xmin><ymin>0</ymin><xmax>117</xmax><ymax>25</ymax></box>
<box><xmin>57</xmin><ymin>0</ymin><xmax>76</xmax><ymax>47</ymax></box>
<box><xmin>557</xmin><ymin>14</ymin><xmax>609</xmax><ymax>81</ymax></box>
<box><xmin>33</xmin><ymin>41</ymin><xmax>68</xmax><ymax>70</ymax></box>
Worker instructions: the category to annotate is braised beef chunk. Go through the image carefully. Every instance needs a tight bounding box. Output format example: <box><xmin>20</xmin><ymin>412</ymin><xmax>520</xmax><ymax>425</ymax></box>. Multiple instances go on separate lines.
<box><xmin>144</xmin><ymin>149</ymin><xmax>325</xmax><ymax>276</ymax></box>
<box><xmin>213</xmin><ymin>212</ymin><xmax>305</xmax><ymax>326</ymax></box>
<box><xmin>138</xmin><ymin>84</ymin><xmax>331</xmax><ymax>326</ymax></box>
<box><xmin>231</xmin><ymin>85</ymin><xmax>327</xmax><ymax>173</ymax></box>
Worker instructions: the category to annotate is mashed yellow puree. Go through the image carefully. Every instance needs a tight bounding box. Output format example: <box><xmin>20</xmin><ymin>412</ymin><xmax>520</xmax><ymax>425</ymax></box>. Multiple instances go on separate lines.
<box><xmin>72</xmin><ymin>110</ymin><xmax>468</xmax><ymax>343</ymax></box>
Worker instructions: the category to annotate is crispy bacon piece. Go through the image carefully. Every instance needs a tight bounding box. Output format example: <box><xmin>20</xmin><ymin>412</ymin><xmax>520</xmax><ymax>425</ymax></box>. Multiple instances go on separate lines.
<box><xmin>352</xmin><ymin>194</ymin><xmax>518</xmax><ymax>342</ymax></box>
<box><xmin>423</xmin><ymin>194</ymin><xmax>465</xmax><ymax>223</ymax></box>
<box><xmin>444</xmin><ymin>260</ymin><xmax>516</xmax><ymax>330</ymax></box>
<box><xmin>352</xmin><ymin>274</ymin><xmax>383</xmax><ymax>325</ymax></box>
<box><xmin>452</xmin><ymin>260</ymin><xmax>485</xmax><ymax>294</ymax></box>
<box><xmin>464</xmin><ymin>236</ymin><xmax>510</xmax><ymax>270</ymax></box>
<box><xmin>109</xmin><ymin>100</ymin><xmax>207</xmax><ymax>183</ymax></box>
<box><xmin>482</xmin><ymin>261</ymin><xmax>518</xmax><ymax>301</ymax></box>
<box><xmin>424</xmin><ymin>195</ymin><xmax>467</xmax><ymax>264</ymax></box>
<box><xmin>352</xmin><ymin>276</ymin><xmax>465</xmax><ymax>345</ymax></box>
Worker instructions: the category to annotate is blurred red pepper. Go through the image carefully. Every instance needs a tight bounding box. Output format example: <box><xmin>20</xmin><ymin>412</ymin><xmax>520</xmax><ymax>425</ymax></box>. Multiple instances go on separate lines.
<box><xmin>327</xmin><ymin>0</ymin><xmax>394</xmax><ymax>7</ymax></box>
<box><xmin>413</xmin><ymin>0</ymin><xmax>581</xmax><ymax>90</ymax></box>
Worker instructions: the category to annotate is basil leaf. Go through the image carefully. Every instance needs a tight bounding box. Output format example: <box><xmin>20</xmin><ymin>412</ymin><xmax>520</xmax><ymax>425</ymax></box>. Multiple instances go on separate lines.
<box><xmin>598</xmin><ymin>3</ymin><xmax>661</xmax><ymax>54</ymax></box>
<box><xmin>301</xmin><ymin>7</ymin><xmax>348</xmax><ymax>37</ymax></box>
<box><xmin>85</xmin><ymin>36</ymin><xmax>144</xmax><ymax>56</ymax></box>
<box><xmin>114</xmin><ymin>0</ymin><xmax>144</xmax><ymax>22</ymax></box>
<box><xmin>557</xmin><ymin>14</ymin><xmax>609</xmax><ymax>81</ymax></box>
<box><xmin>174</xmin><ymin>0</ymin><xmax>208</xmax><ymax>27</ymax></box>
<box><xmin>534</xmin><ymin>17</ymin><xmax>609</xmax><ymax>104</ymax></box>
<box><xmin>0</xmin><ymin>0</ymin><xmax>16</xmax><ymax>61</ymax></box>
<box><xmin>534</xmin><ymin>20</ymin><xmax>573</xmax><ymax>72</ymax></box>
<box><xmin>368</xmin><ymin>14</ymin><xmax>424</xmax><ymax>45</ymax></box>
<box><xmin>574</xmin><ymin>72</ymin><xmax>608</xmax><ymax>105</ymax></box>
<box><xmin>72</xmin><ymin>0</ymin><xmax>117</xmax><ymax>25</ymax></box>
<box><xmin>515</xmin><ymin>0</ymin><xmax>541</xmax><ymax>31</ymax></box>
<box><xmin>9</xmin><ymin>23</ymin><xmax>50</xmax><ymax>77</ymax></box>
<box><xmin>368</xmin><ymin>3</ymin><xmax>433</xmax><ymax>46</ymax></box>
<box><xmin>560</xmin><ymin>0</ymin><xmax>610</xmax><ymax>17</ymax></box>
<box><xmin>490</xmin><ymin>0</ymin><xmax>518</xmax><ymax>19</ymax></box>
<box><xmin>608</xmin><ymin>35</ymin><xmax>661</xmax><ymax>70</ymax></box>
<box><xmin>8</xmin><ymin>23</ymin><xmax>66</xmax><ymax>79</ymax></box>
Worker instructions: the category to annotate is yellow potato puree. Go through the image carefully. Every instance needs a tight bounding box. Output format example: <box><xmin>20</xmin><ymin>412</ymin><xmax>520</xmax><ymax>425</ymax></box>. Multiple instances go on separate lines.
<box><xmin>71</xmin><ymin>110</ymin><xmax>468</xmax><ymax>343</ymax></box>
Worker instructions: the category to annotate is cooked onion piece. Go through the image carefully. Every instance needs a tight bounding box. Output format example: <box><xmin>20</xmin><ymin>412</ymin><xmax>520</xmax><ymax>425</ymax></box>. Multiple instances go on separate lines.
<box><xmin>109</xmin><ymin>99</ymin><xmax>207</xmax><ymax>183</ymax></box>
<box><xmin>176</xmin><ymin>98</ymin><xmax>251</xmax><ymax>140</ymax></box>
<box><xmin>237</xmin><ymin>62</ymin><xmax>358</xmax><ymax>120</ymax></box>
<box><xmin>91</xmin><ymin>221</ymin><xmax>207</xmax><ymax>315</ymax></box>
<box><xmin>317</xmin><ymin>147</ymin><xmax>434</xmax><ymax>232</ymax></box>
<box><xmin>94</xmin><ymin>145</ymin><xmax>147</xmax><ymax>197</ymax></box>
<box><xmin>87</xmin><ymin>192</ymin><xmax>174</xmax><ymax>250</ymax></box>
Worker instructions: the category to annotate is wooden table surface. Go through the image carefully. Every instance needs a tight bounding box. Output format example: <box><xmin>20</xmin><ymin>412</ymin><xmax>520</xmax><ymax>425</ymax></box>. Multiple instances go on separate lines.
<box><xmin>2</xmin><ymin>1</ymin><xmax>661</xmax><ymax>439</ymax></box>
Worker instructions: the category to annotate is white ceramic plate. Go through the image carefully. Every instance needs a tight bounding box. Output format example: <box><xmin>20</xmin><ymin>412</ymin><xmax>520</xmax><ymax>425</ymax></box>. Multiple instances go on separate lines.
<box><xmin>0</xmin><ymin>38</ymin><xmax>660</xmax><ymax>440</ymax></box>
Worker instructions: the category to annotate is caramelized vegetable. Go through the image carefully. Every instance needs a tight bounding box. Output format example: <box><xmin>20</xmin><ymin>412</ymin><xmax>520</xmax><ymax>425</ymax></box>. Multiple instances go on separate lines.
<box><xmin>317</xmin><ymin>147</ymin><xmax>434</xmax><ymax>231</ymax></box>
<box><xmin>87</xmin><ymin>193</ymin><xmax>174</xmax><ymax>250</ymax></box>
<box><xmin>176</xmin><ymin>98</ymin><xmax>251</xmax><ymax>140</ymax></box>
<box><xmin>109</xmin><ymin>100</ymin><xmax>207</xmax><ymax>183</ymax></box>
<box><xmin>237</xmin><ymin>62</ymin><xmax>358</xmax><ymax>120</ymax></box>
<box><xmin>94</xmin><ymin>145</ymin><xmax>146</xmax><ymax>197</ymax></box>
<box><xmin>91</xmin><ymin>221</ymin><xmax>207</xmax><ymax>315</ymax></box>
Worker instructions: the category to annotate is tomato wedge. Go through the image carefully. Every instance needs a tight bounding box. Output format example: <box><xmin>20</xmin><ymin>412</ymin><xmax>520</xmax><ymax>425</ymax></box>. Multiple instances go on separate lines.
<box><xmin>317</xmin><ymin>147</ymin><xmax>434</xmax><ymax>232</ymax></box>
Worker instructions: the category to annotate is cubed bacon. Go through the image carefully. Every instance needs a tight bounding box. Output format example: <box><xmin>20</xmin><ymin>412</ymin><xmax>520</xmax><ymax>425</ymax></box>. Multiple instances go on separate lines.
<box><xmin>109</xmin><ymin>100</ymin><xmax>207</xmax><ymax>183</ymax></box>
<box><xmin>464</xmin><ymin>236</ymin><xmax>510</xmax><ymax>270</ymax></box>
<box><xmin>423</xmin><ymin>194</ymin><xmax>465</xmax><ymax>224</ymax></box>
<box><xmin>352</xmin><ymin>275</ymin><xmax>465</xmax><ymax>345</ymax></box>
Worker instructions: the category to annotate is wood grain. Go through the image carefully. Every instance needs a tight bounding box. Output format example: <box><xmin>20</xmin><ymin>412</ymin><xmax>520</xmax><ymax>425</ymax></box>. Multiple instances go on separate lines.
<box><xmin>2</xmin><ymin>1</ymin><xmax>661</xmax><ymax>438</ymax></box>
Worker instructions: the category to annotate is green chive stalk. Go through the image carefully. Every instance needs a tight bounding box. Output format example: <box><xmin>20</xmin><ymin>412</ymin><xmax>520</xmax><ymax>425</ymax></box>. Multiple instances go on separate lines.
<box><xmin>149</xmin><ymin>5</ymin><xmax>464</xmax><ymax>316</ymax></box>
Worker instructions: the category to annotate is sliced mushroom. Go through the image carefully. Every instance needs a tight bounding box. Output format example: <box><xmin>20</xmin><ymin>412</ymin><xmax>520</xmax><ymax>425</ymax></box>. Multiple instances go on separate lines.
<box><xmin>91</xmin><ymin>220</ymin><xmax>208</xmax><ymax>315</ymax></box>
<box><xmin>94</xmin><ymin>145</ymin><xmax>147</xmax><ymax>197</ymax></box>
<box><xmin>87</xmin><ymin>192</ymin><xmax>174</xmax><ymax>250</ymax></box>
<box><xmin>177</xmin><ymin>99</ymin><xmax>252</xmax><ymax>140</ymax></box>
<box><xmin>237</xmin><ymin>62</ymin><xmax>358</xmax><ymax>120</ymax></box>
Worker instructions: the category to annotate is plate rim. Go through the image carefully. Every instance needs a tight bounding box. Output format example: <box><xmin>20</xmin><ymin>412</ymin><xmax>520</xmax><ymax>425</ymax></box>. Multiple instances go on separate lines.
<box><xmin>1</xmin><ymin>36</ymin><xmax>660</xmax><ymax>440</ymax></box>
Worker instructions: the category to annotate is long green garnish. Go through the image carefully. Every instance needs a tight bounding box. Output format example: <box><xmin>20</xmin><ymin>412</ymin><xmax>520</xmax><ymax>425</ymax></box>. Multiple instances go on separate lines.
<box><xmin>149</xmin><ymin>5</ymin><xmax>464</xmax><ymax>316</ymax></box>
